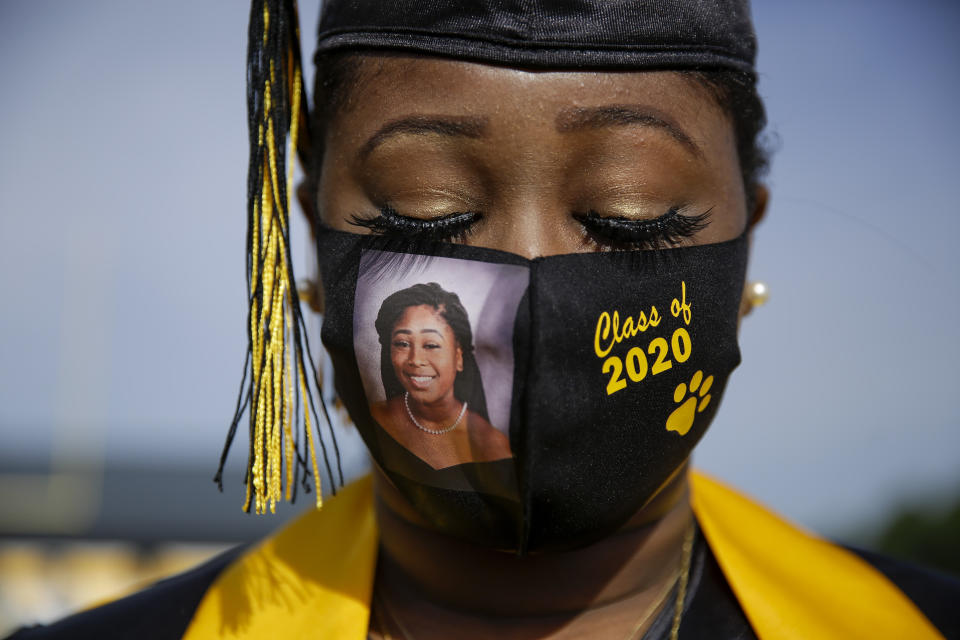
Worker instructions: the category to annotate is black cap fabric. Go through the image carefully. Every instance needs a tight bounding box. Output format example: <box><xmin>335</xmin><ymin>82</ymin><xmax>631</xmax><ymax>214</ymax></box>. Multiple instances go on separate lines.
<box><xmin>315</xmin><ymin>0</ymin><xmax>756</xmax><ymax>74</ymax></box>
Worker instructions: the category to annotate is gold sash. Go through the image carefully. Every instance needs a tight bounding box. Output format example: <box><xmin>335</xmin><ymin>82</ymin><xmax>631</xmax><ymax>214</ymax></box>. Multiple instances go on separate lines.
<box><xmin>183</xmin><ymin>472</ymin><xmax>943</xmax><ymax>639</ymax></box>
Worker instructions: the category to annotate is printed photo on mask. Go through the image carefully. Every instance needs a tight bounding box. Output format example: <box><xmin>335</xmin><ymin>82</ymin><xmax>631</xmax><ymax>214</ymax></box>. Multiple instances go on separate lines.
<box><xmin>353</xmin><ymin>249</ymin><xmax>528</xmax><ymax>470</ymax></box>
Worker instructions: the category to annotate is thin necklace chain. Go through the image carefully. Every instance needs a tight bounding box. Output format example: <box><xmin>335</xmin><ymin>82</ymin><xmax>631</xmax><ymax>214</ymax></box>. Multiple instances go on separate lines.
<box><xmin>404</xmin><ymin>391</ymin><xmax>467</xmax><ymax>435</ymax></box>
<box><xmin>375</xmin><ymin>520</ymin><xmax>696</xmax><ymax>640</ymax></box>
<box><xmin>624</xmin><ymin>519</ymin><xmax>695</xmax><ymax>640</ymax></box>
<box><xmin>668</xmin><ymin>522</ymin><xmax>695</xmax><ymax>639</ymax></box>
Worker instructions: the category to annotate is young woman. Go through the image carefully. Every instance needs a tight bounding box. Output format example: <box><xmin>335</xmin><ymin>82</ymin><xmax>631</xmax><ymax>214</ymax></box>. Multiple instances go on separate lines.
<box><xmin>371</xmin><ymin>282</ymin><xmax>510</xmax><ymax>468</ymax></box>
<box><xmin>9</xmin><ymin>1</ymin><xmax>958</xmax><ymax>639</ymax></box>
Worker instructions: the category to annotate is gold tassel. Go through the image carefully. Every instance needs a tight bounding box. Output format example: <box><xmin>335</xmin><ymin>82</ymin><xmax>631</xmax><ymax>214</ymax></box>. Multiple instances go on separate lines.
<box><xmin>217</xmin><ymin>0</ymin><xmax>341</xmax><ymax>514</ymax></box>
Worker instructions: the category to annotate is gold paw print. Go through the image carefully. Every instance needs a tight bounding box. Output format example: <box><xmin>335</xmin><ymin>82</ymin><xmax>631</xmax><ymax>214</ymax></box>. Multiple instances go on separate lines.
<box><xmin>665</xmin><ymin>370</ymin><xmax>713</xmax><ymax>436</ymax></box>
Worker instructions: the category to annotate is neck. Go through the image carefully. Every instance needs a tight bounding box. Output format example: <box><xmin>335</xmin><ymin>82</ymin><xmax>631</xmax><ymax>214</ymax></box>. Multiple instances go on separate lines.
<box><xmin>406</xmin><ymin>391</ymin><xmax>461</xmax><ymax>425</ymax></box>
<box><xmin>373</xmin><ymin>464</ymin><xmax>692</xmax><ymax>638</ymax></box>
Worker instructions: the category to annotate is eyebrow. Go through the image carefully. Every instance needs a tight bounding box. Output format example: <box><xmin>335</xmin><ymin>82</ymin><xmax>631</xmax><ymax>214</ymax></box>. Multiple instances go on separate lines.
<box><xmin>392</xmin><ymin>328</ymin><xmax>444</xmax><ymax>339</ymax></box>
<box><xmin>555</xmin><ymin>105</ymin><xmax>703</xmax><ymax>158</ymax></box>
<box><xmin>360</xmin><ymin>115</ymin><xmax>488</xmax><ymax>159</ymax></box>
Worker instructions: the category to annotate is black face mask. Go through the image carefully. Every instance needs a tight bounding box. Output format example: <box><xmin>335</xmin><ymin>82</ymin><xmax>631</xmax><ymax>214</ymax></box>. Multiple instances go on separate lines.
<box><xmin>317</xmin><ymin>225</ymin><xmax>747</xmax><ymax>554</ymax></box>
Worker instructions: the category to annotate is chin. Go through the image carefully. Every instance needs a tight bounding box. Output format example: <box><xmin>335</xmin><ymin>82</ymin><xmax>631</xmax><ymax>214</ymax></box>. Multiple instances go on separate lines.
<box><xmin>407</xmin><ymin>389</ymin><xmax>438</xmax><ymax>404</ymax></box>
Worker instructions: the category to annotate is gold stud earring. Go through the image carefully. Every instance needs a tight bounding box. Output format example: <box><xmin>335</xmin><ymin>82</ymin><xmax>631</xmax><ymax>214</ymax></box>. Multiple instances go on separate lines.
<box><xmin>745</xmin><ymin>281</ymin><xmax>770</xmax><ymax>309</ymax></box>
<box><xmin>298</xmin><ymin>278</ymin><xmax>324</xmax><ymax>313</ymax></box>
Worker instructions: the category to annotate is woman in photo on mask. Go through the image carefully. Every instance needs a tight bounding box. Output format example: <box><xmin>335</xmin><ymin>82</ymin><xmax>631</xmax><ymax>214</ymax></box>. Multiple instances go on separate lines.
<box><xmin>370</xmin><ymin>282</ymin><xmax>511</xmax><ymax>469</ymax></box>
<box><xmin>8</xmin><ymin>0</ymin><xmax>958</xmax><ymax>639</ymax></box>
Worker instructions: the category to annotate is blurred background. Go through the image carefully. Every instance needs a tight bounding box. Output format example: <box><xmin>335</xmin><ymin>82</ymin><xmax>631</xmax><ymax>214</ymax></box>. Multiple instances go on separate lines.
<box><xmin>1</xmin><ymin>0</ymin><xmax>958</xmax><ymax>633</ymax></box>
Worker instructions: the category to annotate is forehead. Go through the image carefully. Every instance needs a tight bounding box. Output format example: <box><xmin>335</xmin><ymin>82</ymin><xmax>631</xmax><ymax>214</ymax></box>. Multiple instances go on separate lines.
<box><xmin>328</xmin><ymin>55</ymin><xmax>733</xmax><ymax>153</ymax></box>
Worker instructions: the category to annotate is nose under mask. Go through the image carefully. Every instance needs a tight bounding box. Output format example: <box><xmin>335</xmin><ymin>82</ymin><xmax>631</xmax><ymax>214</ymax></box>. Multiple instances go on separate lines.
<box><xmin>316</xmin><ymin>225</ymin><xmax>747</xmax><ymax>554</ymax></box>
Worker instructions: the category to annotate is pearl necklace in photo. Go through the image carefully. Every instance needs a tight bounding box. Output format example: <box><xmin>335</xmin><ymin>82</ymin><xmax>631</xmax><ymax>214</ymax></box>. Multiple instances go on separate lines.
<box><xmin>404</xmin><ymin>392</ymin><xmax>467</xmax><ymax>435</ymax></box>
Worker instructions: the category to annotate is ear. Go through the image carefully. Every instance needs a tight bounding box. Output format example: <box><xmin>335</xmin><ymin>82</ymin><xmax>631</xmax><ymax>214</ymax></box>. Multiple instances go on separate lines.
<box><xmin>738</xmin><ymin>184</ymin><xmax>769</xmax><ymax>323</ymax></box>
<box><xmin>297</xmin><ymin>179</ymin><xmax>319</xmax><ymax>238</ymax></box>
<box><xmin>296</xmin><ymin>179</ymin><xmax>325</xmax><ymax>314</ymax></box>
<box><xmin>456</xmin><ymin>345</ymin><xmax>464</xmax><ymax>372</ymax></box>
<box><xmin>748</xmin><ymin>183</ymin><xmax>769</xmax><ymax>230</ymax></box>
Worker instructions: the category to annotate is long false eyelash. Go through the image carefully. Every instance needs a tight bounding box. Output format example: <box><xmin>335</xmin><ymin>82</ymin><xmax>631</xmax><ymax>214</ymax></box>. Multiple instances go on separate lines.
<box><xmin>349</xmin><ymin>205</ymin><xmax>481</xmax><ymax>243</ymax></box>
<box><xmin>573</xmin><ymin>207</ymin><xmax>713</xmax><ymax>251</ymax></box>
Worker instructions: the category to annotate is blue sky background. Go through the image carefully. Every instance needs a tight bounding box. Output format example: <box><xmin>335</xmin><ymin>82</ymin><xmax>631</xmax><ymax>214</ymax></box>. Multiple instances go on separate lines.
<box><xmin>1</xmin><ymin>0</ymin><xmax>958</xmax><ymax>539</ymax></box>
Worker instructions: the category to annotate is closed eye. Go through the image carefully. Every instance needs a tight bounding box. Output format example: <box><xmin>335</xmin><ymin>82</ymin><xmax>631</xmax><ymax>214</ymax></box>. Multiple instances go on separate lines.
<box><xmin>349</xmin><ymin>205</ymin><xmax>480</xmax><ymax>244</ymax></box>
<box><xmin>573</xmin><ymin>207</ymin><xmax>712</xmax><ymax>251</ymax></box>
<box><xmin>348</xmin><ymin>203</ymin><xmax>710</xmax><ymax>251</ymax></box>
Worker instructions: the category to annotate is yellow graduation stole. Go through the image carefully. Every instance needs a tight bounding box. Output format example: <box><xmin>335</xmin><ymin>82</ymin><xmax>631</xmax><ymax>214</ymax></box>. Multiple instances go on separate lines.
<box><xmin>182</xmin><ymin>472</ymin><xmax>943</xmax><ymax>639</ymax></box>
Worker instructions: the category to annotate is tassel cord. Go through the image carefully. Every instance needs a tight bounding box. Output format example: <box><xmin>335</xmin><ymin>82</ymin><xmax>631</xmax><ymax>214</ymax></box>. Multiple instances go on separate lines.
<box><xmin>219</xmin><ymin>0</ymin><xmax>341</xmax><ymax>513</ymax></box>
<box><xmin>215</xmin><ymin>349</ymin><xmax>253</xmax><ymax>490</ymax></box>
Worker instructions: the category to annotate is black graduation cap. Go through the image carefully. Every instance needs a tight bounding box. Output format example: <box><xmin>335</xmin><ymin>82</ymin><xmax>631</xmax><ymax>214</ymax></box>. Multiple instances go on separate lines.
<box><xmin>316</xmin><ymin>0</ymin><xmax>756</xmax><ymax>73</ymax></box>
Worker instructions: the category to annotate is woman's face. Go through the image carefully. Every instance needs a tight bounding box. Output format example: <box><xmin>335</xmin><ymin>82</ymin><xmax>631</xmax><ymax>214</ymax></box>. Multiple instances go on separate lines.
<box><xmin>390</xmin><ymin>304</ymin><xmax>464</xmax><ymax>405</ymax></box>
<box><xmin>315</xmin><ymin>56</ymin><xmax>756</xmax><ymax>257</ymax></box>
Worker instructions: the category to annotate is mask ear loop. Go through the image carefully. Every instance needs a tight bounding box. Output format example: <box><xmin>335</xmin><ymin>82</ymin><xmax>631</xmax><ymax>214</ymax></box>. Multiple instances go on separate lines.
<box><xmin>215</xmin><ymin>0</ymin><xmax>342</xmax><ymax>515</ymax></box>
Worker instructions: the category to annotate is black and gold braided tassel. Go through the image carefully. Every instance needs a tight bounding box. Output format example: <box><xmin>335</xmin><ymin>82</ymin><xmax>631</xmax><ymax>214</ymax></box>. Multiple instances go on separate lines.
<box><xmin>215</xmin><ymin>0</ymin><xmax>341</xmax><ymax>514</ymax></box>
